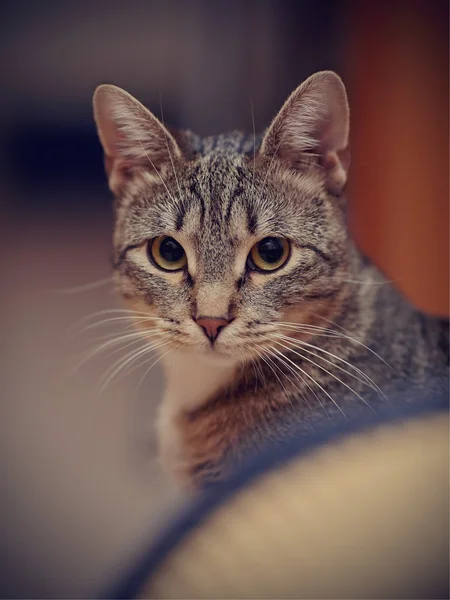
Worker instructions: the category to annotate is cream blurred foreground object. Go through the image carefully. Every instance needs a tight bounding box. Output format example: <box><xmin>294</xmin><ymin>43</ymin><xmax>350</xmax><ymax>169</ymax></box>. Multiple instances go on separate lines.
<box><xmin>139</xmin><ymin>411</ymin><xmax>448</xmax><ymax>599</ymax></box>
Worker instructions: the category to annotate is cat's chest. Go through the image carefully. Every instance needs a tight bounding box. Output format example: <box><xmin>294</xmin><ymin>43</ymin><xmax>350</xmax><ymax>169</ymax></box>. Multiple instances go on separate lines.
<box><xmin>156</xmin><ymin>352</ymin><xmax>237</xmax><ymax>482</ymax></box>
<box><xmin>161</xmin><ymin>352</ymin><xmax>237</xmax><ymax>411</ymax></box>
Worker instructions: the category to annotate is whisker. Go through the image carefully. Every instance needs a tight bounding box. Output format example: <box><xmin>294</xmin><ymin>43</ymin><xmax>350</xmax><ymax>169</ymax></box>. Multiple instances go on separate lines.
<box><xmin>259</xmin><ymin>351</ymin><xmax>297</xmax><ymax>416</ymax></box>
<box><xmin>136</xmin><ymin>347</ymin><xmax>171</xmax><ymax>395</ymax></box>
<box><xmin>121</xmin><ymin>341</ymin><xmax>169</xmax><ymax>380</ymax></box>
<box><xmin>278</xmin><ymin>321</ymin><xmax>350</xmax><ymax>336</ymax></box>
<box><xmin>72</xmin><ymin>330</ymin><xmax>162</xmax><ymax>374</ymax></box>
<box><xmin>87</xmin><ymin>324</ymin><xmax>158</xmax><ymax>343</ymax></box>
<box><xmin>265</xmin><ymin>349</ymin><xmax>313</xmax><ymax>412</ymax></box>
<box><xmin>248</xmin><ymin>357</ymin><xmax>259</xmax><ymax>394</ymax></box>
<box><xmin>98</xmin><ymin>339</ymin><xmax>168</xmax><ymax>393</ymax></box>
<box><xmin>334</xmin><ymin>278</ymin><xmax>394</xmax><ymax>286</ymax></box>
<box><xmin>96</xmin><ymin>344</ymin><xmax>149</xmax><ymax>390</ymax></box>
<box><xmin>250</xmin><ymin>99</ymin><xmax>256</xmax><ymax>194</ymax></box>
<box><xmin>159</xmin><ymin>94</ymin><xmax>183</xmax><ymax>205</ymax></box>
<box><xmin>268</xmin><ymin>348</ymin><xmax>331</xmax><ymax>418</ymax></box>
<box><xmin>67</xmin><ymin>308</ymin><xmax>152</xmax><ymax>335</ymax></box>
<box><xmin>273</xmin><ymin>339</ymin><xmax>374</xmax><ymax>413</ymax></box>
<box><xmin>278</xmin><ymin>325</ymin><xmax>341</xmax><ymax>340</ymax></box>
<box><xmin>278</xmin><ymin>321</ymin><xmax>392</xmax><ymax>368</ymax></box>
<box><xmin>268</xmin><ymin>345</ymin><xmax>347</xmax><ymax>419</ymax></box>
<box><xmin>274</xmin><ymin>333</ymin><xmax>380</xmax><ymax>392</ymax></box>
<box><xmin>253</xmin><ymin>356</ymin><xmax>267</xmax><ymax>390</ymax></box>
<box><xmin>50</xmin><ymin>276</ymin><xmax>114</xmax><ymax>295</ymax></box>
<box><xmin>71</xmin><ymin>315</ymin><xmax>162</xmax><ymax>338</ymax></box>
<box><xmin>281</xmin><ymin>334</ymin><xmax>389</xmax><ymax>406</ymax></box>
<box><xmin>256</xmin><ymin>140</ymin><xmax>281</xmax><ymax>207</ymax></box>
<box><xmin>137</xmin><ymin>139</ymin><xmax>178</xmax><ymax>206</ymax></box>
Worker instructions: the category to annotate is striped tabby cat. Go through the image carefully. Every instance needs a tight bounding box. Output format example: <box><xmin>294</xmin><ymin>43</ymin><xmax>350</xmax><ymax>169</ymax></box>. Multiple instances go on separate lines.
<box><xmin>93</xmin><ymin>72</ymin><xmax>449</xmax><ymax>487</ymax></box>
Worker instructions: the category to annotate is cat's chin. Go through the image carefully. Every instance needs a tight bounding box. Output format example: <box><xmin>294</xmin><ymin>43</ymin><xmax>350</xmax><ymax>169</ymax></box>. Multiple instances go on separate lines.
<box><xmin>193</xmin><ymin>345</ymin><xmax>239</xmax><ymax>367</ymax></box>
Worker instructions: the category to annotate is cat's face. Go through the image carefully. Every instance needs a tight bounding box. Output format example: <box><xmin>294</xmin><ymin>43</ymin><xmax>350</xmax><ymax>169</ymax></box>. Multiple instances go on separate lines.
<box><xmin>93</xmin><ymin>72</ymin><xmax>351</xmax><ymax>364</ymax></box>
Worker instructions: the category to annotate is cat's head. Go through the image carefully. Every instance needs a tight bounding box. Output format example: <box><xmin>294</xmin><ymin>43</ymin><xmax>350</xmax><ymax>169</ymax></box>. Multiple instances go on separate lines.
<box><xmin>93</xmin><ymin>71</ymin><xmax>352</xmax><ymax>364</ymax></box>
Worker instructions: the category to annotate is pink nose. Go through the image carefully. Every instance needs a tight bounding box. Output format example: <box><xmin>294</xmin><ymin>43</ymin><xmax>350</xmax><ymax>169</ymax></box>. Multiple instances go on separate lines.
<box><xmin>196</xmin><ymin>316</ymin><xmax>229</xmax><ymax>342</ymax></box>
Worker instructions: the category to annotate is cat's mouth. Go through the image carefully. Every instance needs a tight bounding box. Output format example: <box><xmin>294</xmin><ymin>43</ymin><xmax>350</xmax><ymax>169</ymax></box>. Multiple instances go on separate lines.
<box><xmin>148</xmin><ymin>316</ymin><xmax>276</xmax><ymax>363</ymax></box>
<box><xmin>195</xmin><ymin>345</ymin><xmax>240</xmax><ymax>366</ymax></box>
<box><xmin>192</xmin><ymin>331</ymin><xmax>272</xmax><ymax>364</ymax></box>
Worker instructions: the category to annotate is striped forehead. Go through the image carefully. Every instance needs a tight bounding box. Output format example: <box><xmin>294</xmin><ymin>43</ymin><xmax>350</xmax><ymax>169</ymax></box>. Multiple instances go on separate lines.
<box><xmin>177</xmin><ymin>155</ymin><xmax>255</xmax><ymax>240</ymax></box>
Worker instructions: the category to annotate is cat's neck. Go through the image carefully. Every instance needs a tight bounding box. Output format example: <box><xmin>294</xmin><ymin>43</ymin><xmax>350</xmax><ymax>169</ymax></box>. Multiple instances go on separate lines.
<box><xmin>161</xmin><ymin>351</ymin><xmax>238</xmax><ymax>412</ymax></box>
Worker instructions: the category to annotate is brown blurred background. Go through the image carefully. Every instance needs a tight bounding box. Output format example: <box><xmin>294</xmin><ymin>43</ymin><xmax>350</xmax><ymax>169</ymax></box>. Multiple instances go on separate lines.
<box><xmin>1</xmin><ymin>1</ymin><xmax>448</xmax><ymax>597</ymax></box>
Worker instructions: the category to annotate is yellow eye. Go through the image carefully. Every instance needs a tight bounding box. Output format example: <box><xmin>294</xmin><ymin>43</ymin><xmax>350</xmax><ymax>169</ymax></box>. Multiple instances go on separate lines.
<box><xmin>148</xmin><ymin>236</ymin><xmax>187</xmax><ymax>271</ymax></box>
<box><xmin>248</xmin><ymin>237</ymin><xmax>290</xmax><ymax>272</ymax></box>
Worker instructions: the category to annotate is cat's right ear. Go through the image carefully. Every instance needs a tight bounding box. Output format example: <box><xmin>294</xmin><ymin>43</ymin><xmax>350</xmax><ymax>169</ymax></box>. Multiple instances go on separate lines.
<box><xmin>93</xmin><ymin>85</ymin><xmax>182</xmax><ymax>195</ymax></box>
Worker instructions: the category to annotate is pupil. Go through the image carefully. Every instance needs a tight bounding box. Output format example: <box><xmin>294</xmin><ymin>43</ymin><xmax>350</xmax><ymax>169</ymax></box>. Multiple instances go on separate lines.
<box><xmin>258</xmin><ymin>238</ymin><xmax>283</xmax><ymax>263</ymax></box>
<box><xmin>160</xmin><ymin>237</ymin><xmax>184</xmax><ymax>262</ymax></box>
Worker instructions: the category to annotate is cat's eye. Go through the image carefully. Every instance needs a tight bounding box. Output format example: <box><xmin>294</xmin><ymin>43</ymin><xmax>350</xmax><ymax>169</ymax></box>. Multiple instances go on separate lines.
<box><xmin>247</xmin><ymin>237</ymin><xmax>290</xmax><ymax>272</ymax></box>
<box><xmin>148</xmin><ymin>236</ymin><xmax>187</xmax><ymax>271</ymax></box>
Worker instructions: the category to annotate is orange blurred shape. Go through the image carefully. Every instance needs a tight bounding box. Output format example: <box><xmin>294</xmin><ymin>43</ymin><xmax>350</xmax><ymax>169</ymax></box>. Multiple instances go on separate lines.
<box><xmin>347</xmin><ymin>0</ymin><xmax>449</xmax><ymax>316</ymax></box>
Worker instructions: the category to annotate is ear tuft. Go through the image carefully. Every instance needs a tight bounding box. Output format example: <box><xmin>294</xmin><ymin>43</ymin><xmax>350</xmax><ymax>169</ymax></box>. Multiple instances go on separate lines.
<box><xmin>260</xmin><ymin>71</ymin><xmax>350</xmax><ymax>194</ymax></box>
<box><xmin>93</xmin><ymin>84</ymin><xmax>181</xmax><ymax>194</ymax></box>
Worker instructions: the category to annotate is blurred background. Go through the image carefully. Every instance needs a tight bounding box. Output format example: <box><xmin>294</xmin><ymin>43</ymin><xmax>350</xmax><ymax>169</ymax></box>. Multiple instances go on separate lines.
<box><xmin>1</xmin><ymin>0</ymin><xmax>448</xmax><ymax>597</ymax></box>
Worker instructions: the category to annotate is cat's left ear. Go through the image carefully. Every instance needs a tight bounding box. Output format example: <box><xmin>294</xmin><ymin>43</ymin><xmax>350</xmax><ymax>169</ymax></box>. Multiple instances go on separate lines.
<box><xmin>260</xmin><ymin>71</ymin><xmax>350</xmax><ymax>195</ymax></box>
<box><xmin>93</xmin><ymin>84</ymin><xmax>182</xmax><ymax>195</ymax></box>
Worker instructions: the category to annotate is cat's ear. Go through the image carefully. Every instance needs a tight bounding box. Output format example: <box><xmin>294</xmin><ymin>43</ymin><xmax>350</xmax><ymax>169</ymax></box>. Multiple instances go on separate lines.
<box><xmin>260</xmin><ymin>71</ymin><xmax>350</xmax><ymax>195</ymax></box>
<box><xmin>93</xmin><ymin>84</ymin><xmax>181</xmax><ymax>194</ymax></box>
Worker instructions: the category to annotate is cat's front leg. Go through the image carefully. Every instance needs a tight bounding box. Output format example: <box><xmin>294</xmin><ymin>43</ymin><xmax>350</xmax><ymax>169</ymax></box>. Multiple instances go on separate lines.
<box><xmin>157</xmin><ymin>398</ymin><xmax>252</xmax><ymax>489</ymax></box>
<box><xmin>156</xmin><ymin>402</ymin><xmax>197</xmax><ymax>490</ymax></box>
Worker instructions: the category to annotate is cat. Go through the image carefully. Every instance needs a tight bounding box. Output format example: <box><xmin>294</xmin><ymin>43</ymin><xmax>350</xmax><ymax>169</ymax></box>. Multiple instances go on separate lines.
<box><xmin>92</xmin><ymin>71</ymin><xmax>449</xmax><ymax>488</ymax></box>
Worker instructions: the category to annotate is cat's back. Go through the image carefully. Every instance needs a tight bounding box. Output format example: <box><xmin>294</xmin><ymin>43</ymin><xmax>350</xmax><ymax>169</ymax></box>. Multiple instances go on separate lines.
<box><xmin>365</xmin><ymin>271</ymin><xmax>449</xmax><ymax>382</ymax></box>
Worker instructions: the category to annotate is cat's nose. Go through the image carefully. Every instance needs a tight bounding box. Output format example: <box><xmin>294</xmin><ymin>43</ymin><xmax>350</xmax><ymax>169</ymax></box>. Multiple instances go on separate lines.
<box><xmin>195</xmin><ymin>316</ymin><xmax>230</xmax><ymax>342</ymax></box>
